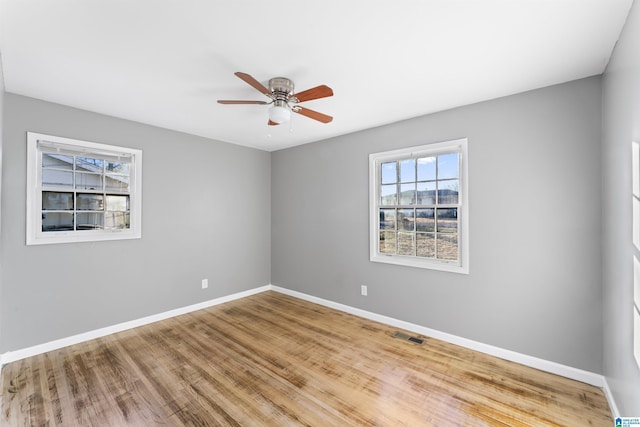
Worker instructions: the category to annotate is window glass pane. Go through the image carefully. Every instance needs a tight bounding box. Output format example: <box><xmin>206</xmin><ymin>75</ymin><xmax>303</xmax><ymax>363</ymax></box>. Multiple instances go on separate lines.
<box><xmin>416</xmin><ymin>181</ymin><xmax>436</xmax><ymax>205</ymax></box>
<box><xmin>381</xmin><ymin>162</ymin><xmax>397</xmax><ymax>184</ymax></box>
<box><xmin>437</xmin><ymin>153</ymin><xmax>459</xmax><ymax>179</ymax></box>
<box><xmin>371</xmin><ymin>140</ymin><xmax>466</xmax><ymax>271</ymax></box>
<box><xmin>42</xmin><ymin>192</ymin><xmax>73</xmax><ymax>210</ymax></box>
<box><xmin>634</xmin><ymin>142</ymin><xmax>640</xmax><ymax>198</ymax></box>
<box><xmin>106</xmin><ymin>195</ymin><xmax>130</xmax><ymax>212</ymax></box>
<box><xmin>399</xmin><ymin>183</ymin><xmax>416</xmax><ymax>205</ymax></box>
<box><xmin>416</xmin><ymin>208</ymin><xmax>435</xmax><ymax>232</ymax></box>
<box><xmin>635</xmin><ymin>307</ymin><xmax>640</xmax><ymax>370</ymax></box>
<box><xmin>437</xmin><ymin>208</ymin><xmax>458</xmax><ymax>233</ymax></box>
<box><xmin>437</xmin><ymin>234</ymin><xmax>458</xmax><ymax>260</ymax></box>
<box><xmin>75</xmin><ymin>172</ymin><xmax>103</xmax><ymax>190</ymax></box>
<box><xmin>417</xmin><ymin>233</ymin><xmax>435</xmax><ymax>258</ymax></box>
<box><xmin>417</xmin><ymin>157</ymin><xmax>436</xmax><ymax>181</ymax></box>
<box><xmin>379</xmin><ymin>231</ymin><xmax>396</xmax><ymax>254</ymax></box>
<box><xmin>42</xmin><ymin>153</ymin><xmax>73</xmax><ymax>170</ymax></box>
<box><xmin>399</xmin><ymin>159</ymin><xmax>415</xmax><ymax>183</ymax></box>
<box><xmin>438</xmin><ymin>179</ymin><xmax>459</xmax><ymax>204</ymax></box>
<box><xmin>76</xmin><ymin>194</ymin><xmax>104</xmax><ymax>211</ymax></box>
<box><xmin>397</xmin><ymin>232</ymin><xmax>415</xmax><ymax>256</ymax></box>
<box><xmin>397</xmin><ymin>209</ymin><xmax>415</xmax><ymax>231</ymax></box>
<box><xmin>379</xmin><ymin>209</ymin><xmax>396</xmax><ymax>230</ymax></box>
<box><xmin>76</xmin><ymin>157</ymin><xmax>104</xmax><ymax>172</ymax></box>
<box><xmin>381</xmin><ymin>184</ymin><xmax>397</xmax><ymax>205</ymax></box>
<box><xmin>77</xmin><ymin>212</ymin><xmax>104</xmax><ymax>230</ymax></box>
<box><xmin>635</xmin><ymin>256</ymin><xmax>640</xmax><ymax>311</ymax></box>
<box><xmin>105</xmin><ymin>175</ymin><xmax>130</xmax><ymax>193</ymax></box>
<box><xmin>635</xmin><ymin>197</ymin><xmax>640</xmax><ymax>251</ymax></box>
<box><xmin>106</xmin><ymin>160</ymin><xmax>130</xmax><ymax>174</ymax></box>
<box><xmin>42</xmin><ymin>212</ymin><xmax>74</xmax><ymax>231</ymax></box>
<box><xmin>105</xmin><ymin>212</ymin><xmax>130</xmax><ymax>229</ymax></box>
<box><xmin>42</xmin><ymin>169</ymin><xmax>73</xmax><ymax>188</ymax></box>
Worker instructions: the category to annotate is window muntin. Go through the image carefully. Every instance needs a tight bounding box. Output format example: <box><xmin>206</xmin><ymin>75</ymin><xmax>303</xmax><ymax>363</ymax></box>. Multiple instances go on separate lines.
<box><xmin>41</xmin><ymin>155</ymin><xmax>130</xmax><ymax>232</ymax></box>
<box><xmin>378</xmin><ymin>153</ymin><xmax>460</xmax><ymax>260</ymax></box>
<box><xmin>27</xmin><ymin>132</ymin><xmax>142</xmax><ymax>245</ymax></box>
<box><xmin>370</xmin><ymin>139</ymin><xmax>468</xmax><ymax>273</ymax></box>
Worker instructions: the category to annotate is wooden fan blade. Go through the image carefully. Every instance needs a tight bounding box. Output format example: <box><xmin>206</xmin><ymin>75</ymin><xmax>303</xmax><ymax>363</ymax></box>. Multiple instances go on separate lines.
<box><xmin>217</xmin><ymin>100</ymin><xmax>269</xmax><ymax>105</ymax></box>
<box><xmin>235</xmin><ymin>72</ymin><xmax>271</xmax><ymax>96</ymax></box>
<box><xmin>293</xmin><ymin>85</ymin><xmax>333</xmax><ymax>103</ymax></box>
<box><xmin>293</xmin><ymin>106</ymin><xmax>333</xmax><ymax>123</ymax></box>
<box><xmin>268</xmin><ymin>120</ymin><xmax>280</xmax><ymax>126</ymax></box>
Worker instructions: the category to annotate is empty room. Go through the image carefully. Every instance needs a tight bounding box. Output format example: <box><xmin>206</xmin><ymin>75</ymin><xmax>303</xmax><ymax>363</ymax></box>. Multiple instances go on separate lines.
<box><xmin>1</xmin><ymin>0</ymin><xmax>640</xmax><ymax>425</ymax></box>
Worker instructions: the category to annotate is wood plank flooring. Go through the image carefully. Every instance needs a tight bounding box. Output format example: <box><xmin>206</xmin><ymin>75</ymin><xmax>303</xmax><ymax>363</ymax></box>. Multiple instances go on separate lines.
<box><xmin>1</xmin><ymin>291</ymin><xmax>612</xmax><ymax>426</ymax></box>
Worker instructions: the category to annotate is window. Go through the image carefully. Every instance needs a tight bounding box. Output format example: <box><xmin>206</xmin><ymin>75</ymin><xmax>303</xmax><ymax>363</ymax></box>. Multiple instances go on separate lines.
<box><xmin>26</xmin><ymin>132</ymin><xmax>142</xmax><ymax>245</ymax></box>
<box><xmin>632</xmin><ymin>141</ymin><xmax>640</xmax><ymax>369</ymax></box>
<box><xmin>369</xmin><ymin>139</ymin><xmax>468</xmax><ymax>273</ymax></box>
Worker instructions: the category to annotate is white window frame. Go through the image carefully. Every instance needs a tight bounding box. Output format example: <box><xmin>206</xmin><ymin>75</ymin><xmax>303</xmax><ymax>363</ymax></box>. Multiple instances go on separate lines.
<box><xmin>632</xmin><ymin>141</ymin><xmax>640</xmax><ymax>370</ymax></box>
<box><xmin>26</xmin><ymin>132</ymin><xmax>142</xmax><ymax>245</ymax></box>
<box><xmin>369</xmin><ymin>138</ymin><xmax>469</xmax><ymax>274</ymax></box>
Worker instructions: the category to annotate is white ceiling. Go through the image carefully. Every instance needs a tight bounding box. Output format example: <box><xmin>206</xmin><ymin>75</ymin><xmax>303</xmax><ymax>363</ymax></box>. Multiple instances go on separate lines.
<box><xmin>0</xmin><ymin>0</ymin><xmax>633</xmax><ymax>151</ymax></box>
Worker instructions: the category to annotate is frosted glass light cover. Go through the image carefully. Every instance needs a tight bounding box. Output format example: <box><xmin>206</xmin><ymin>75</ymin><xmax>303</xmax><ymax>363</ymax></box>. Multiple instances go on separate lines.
<box><xmin>268</xmin><ymin>105</ymin><xmax>291</xmax><ymax>124</ymax></box>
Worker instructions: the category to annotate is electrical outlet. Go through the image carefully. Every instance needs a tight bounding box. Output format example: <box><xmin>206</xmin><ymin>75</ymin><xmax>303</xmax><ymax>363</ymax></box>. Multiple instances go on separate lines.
<box><xmin>361</xmin><ymin>285</ymin><xmax>368</xmax><ymax>296</ymax></box>
<box><xmin>201</xmin><ymin>278</ymin><xmax>208</xmax><ymax>289</ymax></box>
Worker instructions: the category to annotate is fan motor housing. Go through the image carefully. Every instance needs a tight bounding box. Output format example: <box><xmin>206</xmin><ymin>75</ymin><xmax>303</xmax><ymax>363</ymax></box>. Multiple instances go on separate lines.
<box><xmin>269</xmin><ymin>77</ymin><xmax>294</xmax><ymax>97</ymax></box>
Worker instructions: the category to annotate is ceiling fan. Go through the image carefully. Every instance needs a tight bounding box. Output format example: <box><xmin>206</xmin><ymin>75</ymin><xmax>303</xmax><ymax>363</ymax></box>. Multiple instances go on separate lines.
<box><xmin>217</xmin><ymin>72</ymin><xmax>334</xmax><ymax>126</ymax></box>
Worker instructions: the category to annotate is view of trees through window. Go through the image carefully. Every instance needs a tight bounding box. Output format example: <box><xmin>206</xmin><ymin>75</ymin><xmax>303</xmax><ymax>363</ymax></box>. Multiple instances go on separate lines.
<box><xmin>378</xmin><ymin>152</ymin><xmax>460</xmax><ymax>261</ymax></box>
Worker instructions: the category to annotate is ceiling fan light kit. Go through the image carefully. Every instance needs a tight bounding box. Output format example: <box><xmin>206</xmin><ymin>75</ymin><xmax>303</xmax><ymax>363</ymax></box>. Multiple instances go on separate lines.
<box><xmin>269</xmin><ymin>101</ymin><xmax>291</xmax><ymax>124</ymax></box>
<box><xmin>218</xmin><ymin>72</ymin><xmax>334</xmax><ymax>126</ymax></box>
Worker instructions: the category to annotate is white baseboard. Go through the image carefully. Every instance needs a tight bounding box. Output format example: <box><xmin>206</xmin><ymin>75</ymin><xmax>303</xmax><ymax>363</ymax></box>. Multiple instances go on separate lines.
<box><xmin>602</xmin><ymin>378</ymin><xmax>620</xmax><ymax>418</ymax></box>
<box><xmin>270</xmin><ymin>285</ymin><xmax>620</xmax><ymax>417</ymax></box>
<box><xmin>269</xmin><ymin>285</ymin><xmax>608</xmax><ymax>389</ymax></box>
<box><xmin>0</xmin><ymin>285</ymin><xmax>270</xmax><ymax>367</ymax></box>
<box><xmin>0</xmin><ymin>283</ymin><xmax>619</xmax><ymax>417</ymax></box>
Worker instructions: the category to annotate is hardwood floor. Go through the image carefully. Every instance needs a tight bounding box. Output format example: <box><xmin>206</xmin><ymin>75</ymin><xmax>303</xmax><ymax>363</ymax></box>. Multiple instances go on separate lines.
<box><xmin>1</xmin><ymin>291</ymin><xmax>612</xmax><ymax>426</ymax></box>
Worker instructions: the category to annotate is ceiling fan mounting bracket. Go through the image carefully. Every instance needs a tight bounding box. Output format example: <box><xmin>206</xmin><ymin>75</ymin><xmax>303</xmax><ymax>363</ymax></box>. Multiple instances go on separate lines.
<box><xmin>268</xmin><ymin>77</ymin><xmax>295</xmax><ymax>101</ymax></box>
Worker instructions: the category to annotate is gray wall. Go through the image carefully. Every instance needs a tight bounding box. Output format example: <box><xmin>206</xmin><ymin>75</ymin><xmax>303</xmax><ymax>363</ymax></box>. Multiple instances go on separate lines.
<box><xmin>602</xmin><ymin>0</ymin><xmax>640</xmax><ymax>416</ymax></box>
<box><xmin>0</xmin><ymin>94</ymin><xmax>271</xmax><ymax>352</ymax></box>
<box><xmin>272</xmin><ymin>76</ymin><xmax>603</xmax><ymax>373</ymax></box>
<box><xmin>4</xmin><ymin>59</ymin><xmax>632</xmax><ymax>410</ymax></box>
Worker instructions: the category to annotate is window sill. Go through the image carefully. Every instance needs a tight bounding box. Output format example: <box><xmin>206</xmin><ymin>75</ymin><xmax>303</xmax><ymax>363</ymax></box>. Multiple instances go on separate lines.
<box><xmin>370</xmin><ymin>253</ymin><xmax>469</xmax><ymax>274</ymax></box>
<box><xmin>27</xmin><ymin>229</ymin><xmax>141</xmax><ymax>246</ymax></box>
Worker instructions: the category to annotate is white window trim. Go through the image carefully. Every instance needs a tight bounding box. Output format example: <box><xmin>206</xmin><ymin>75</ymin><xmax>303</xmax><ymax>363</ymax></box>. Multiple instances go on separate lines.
<box><xmin>26</xmin><ymin>132</ymin><xmax>142</xmax><ymax>245</ymax></box>
<box><xmin>369</xmin><ymin>138</ymin><xmax>469</xmax><ymax>274</ymax></box>
<box><xmin>632</xmin><ymin>141</ymin><xmax>640</xmax><ymax>370</ymax></box>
